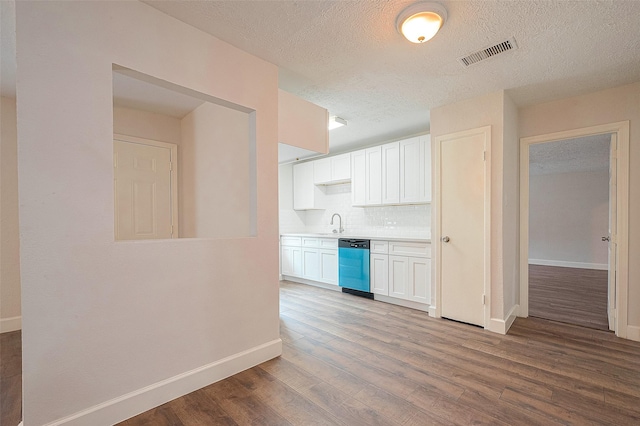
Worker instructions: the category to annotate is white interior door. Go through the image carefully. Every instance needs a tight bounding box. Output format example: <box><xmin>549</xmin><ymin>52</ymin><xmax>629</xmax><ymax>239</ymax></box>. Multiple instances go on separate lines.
<box><xmin>608</xmin><ymin>133</ymin><xmax>617</xmax><ymax>331</ymax></box>
<box><xmin>439</xmin><ymin>128</ymin><xmax>488</xmax><ymax>327</ymax></box>
<box><xmin>114</xmin><ymin>139</ymin><xmax>174</xmax><ymax>240</ymax></box>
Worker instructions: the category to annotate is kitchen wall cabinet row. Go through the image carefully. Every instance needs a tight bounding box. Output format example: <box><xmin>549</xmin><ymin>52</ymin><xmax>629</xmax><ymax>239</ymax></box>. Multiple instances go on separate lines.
<box><xmin>370</xmin><ymin>240</ymin><xmax>431</xmax><ymax>306</ymax></box>
<box><xmin>280</xmin><ymin>236</ymin><xmax>338</xmax><ymax>286</ymax></box>
<box><xmin>352</xmin><ymin>135</ymin><xmax>431</xmax><ymax>207</ymax></box>
<box><xmin>292</xmin><ymin>134</ymin><xmax>430</xmax><ymax>210</ymax></box>
<box><xmin>293</xmin><ymin>153</ymin><xmax>351</xmax><ymax>210</ymax></box>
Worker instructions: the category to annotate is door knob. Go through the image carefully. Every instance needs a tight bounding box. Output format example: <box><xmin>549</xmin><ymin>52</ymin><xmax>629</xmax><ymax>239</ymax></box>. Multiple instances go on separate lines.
<box><xmin>602</xmin><ymin>236</ymin><xmax>610</xmax><ymax>242</ymax></box>
<box><xmin>442</xmin><ymin>236</ymin><xmax>450</xmax><ymax>243</ymax></box>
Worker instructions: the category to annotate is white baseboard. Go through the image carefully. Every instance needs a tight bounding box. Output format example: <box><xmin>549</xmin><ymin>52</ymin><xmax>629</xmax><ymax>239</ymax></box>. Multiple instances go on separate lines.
<box><xmin>627</xmin><ymin>325</ymin><xmax>640</xmax><ymax>342</ymax></box>
<box><xmin>528</xmin><ymin>259</ymin><xmax>607</xmax><ymax>270</ymax></box>
<box><xmin>374</xmin><ymin>294</ymin><xmax>429</xmax><ymax>313</ymax></box>
<box><xmin>43</xmin><ymin>339</ymin><xmax>282</xmax><ymax>426</ymax></box>
<box><xmin>428</xmin><ymin>305</ymin><xmax>437</xmax><ymax>317</ymax></box>
<box><xmin>0</xmin><ymin>316</ymin><xmax>21</xmax><ymax>333</ymax></box>
<box><xmin>487</xmin><ymin>304</ymin><xmax>519</xmax><ymax>335</ymax></box>
<box><xmin>281</xmin><ymin>275</ymin><xmax>341</xmax><ymax>291</ymax></box>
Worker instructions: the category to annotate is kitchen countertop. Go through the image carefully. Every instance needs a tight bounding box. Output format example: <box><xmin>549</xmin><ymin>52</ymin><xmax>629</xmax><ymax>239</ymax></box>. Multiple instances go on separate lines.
<box><xmin>281</xmin><ymin>232</ymin><xmax>430</xmax><ymax>244</ymax></box>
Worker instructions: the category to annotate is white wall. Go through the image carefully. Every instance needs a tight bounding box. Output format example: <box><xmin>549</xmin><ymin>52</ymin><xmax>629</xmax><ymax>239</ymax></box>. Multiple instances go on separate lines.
<box><xmin>278</xmin><ymin>162</ymin><xmax>431</xmax><ymax>239</ymax></box>
<box><xmin>520</xmin><ymin>81</ymin><xmax>640</xmax><ymax>336</ymax></box>
<box><xmin>430</xmin><ymin>90</ymin><xmax>516</xmax><ymax>322</ymax></box>
<box><xmin>529</xmin><ymin>169</ymin><xmax>609</xmax><ymax>268</ymax></box>
<box><xmin>113</xmin><ymin>106</ymin><xmax>182</xmax><ymax>145</ymax></box>
<box><xmin>1</xmin><ymin>96</ymin><xmax>21</xmax><ymax>332</ymax></box>
<box><xmin>16</xmin><ymin>2</ymin><xmax>283</xmax><ymax>424</ymax></box>
<box><xmin>180</xmin><ymin>102</ymin><xmax>252</xmax><ymax>238</ymax></box>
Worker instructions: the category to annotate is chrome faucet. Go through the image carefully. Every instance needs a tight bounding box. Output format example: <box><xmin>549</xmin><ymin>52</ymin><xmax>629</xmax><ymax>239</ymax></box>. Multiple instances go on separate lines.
<box><xmin>330</xmin><ymin>213</ymin><xmax>344</xmax><ymax>234</ymax></box>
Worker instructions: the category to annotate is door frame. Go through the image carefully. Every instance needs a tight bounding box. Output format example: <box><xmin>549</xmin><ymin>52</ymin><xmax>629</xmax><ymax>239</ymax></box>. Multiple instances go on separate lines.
<box><xmin>113</xmin><ymin>133</ymin><xmax>179</xmax><ymax>238</ymax></box>
<box><xmin>433</xmin><ymin>126</ymin><xmax>492</xmax><ymax>329</ymax></box>
<box><xmin>519</xmin><ymin>121</ymin><xmax>629</xmax><ymax>338</ymax></box>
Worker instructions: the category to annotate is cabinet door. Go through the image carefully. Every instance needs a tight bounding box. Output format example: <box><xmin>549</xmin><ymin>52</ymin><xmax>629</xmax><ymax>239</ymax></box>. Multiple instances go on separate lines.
<box><xmin>400</xmin><ymin>137</ymin><xmax>427</xmax><ymax>204</ymax></box>
<box><xmin>351</xmin><ymin>149</ymin><xmax>367</xmax><ymax>206</ymax></box>
<box><xmin>370</xmin><ymin>253</ymin><xmax>389</xmax><ymax>295</ymax></box>
<box><xmin>282</xmin><ymin>246</ymin><xmax>302</xmax><ymax>277</ymax></box>
<box><xmin>407</xmin><ymin>256</ymin><xmax>430</xmax><ymax>304</ymax></box>
<box><xmin>292</xmin><ymin>247</ymin><xmax>303</xmax><ymax>276</ymax></box>
<box><xmin>381</xmin><ymin>142</ymin><xmax>400</xmax><ymax>205</ymax></box>
<box><xmin>281</xmin><ymin>246</ymin><xmax>295</xmax><ymax>276</ymax></box>
<box><xmin>293</xmin><ymin>162</ymin><xmax>314</xmax><ymax>210</ymax></box>
<box><xmin>318</xmin><ymin>249</ymin><xmax>338</xmax><ymax>285</ymax></box>
<box><xmin>313</xmin><ymin>158</ymin><xmax>331</xmax><ymax>184</ymax></box>
<box><xmin>389</xmin><ymin>255</ymin><xmax>409</xmax><ymax>299</ymax></box>
<box><xmin>302</xmin><ymin>248</ymin><xmax>319</xmax><ymax>280</ymax></box>
<box><xmin>365</xmin><ymin>146</ymin><xmax>382</xmax><ymax>205</ymax></box>
<box><xmin>331</xmin><ymin>153</ymin><xmax>351</xmax><ymax>182</ymax></box>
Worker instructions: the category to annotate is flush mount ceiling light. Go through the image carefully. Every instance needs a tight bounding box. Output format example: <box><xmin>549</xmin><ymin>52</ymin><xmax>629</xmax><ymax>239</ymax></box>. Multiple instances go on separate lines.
<box><xmin>396</xmin><ymin>2</ymin><xmax>447</xmax><ymax>44</ymax></box>
<box><xmin>329</xmin><ymin>116</ymin><xmax>347</xmax><ymax>130</ymax></box>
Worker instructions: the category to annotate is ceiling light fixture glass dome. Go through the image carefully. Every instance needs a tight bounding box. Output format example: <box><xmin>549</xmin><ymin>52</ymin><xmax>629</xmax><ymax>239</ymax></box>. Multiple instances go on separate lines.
<box><xmin>397</xmin><ymin>2</ymin><xmax>447</xmax><ymax>44</ymax></box>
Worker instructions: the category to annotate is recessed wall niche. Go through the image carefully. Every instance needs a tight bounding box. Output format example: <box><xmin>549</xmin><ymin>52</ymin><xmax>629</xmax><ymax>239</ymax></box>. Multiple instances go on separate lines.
<box><xmin>112</xmin><ymin>65</ymin><xmax>257</xmax><ymax>240</ymax></box>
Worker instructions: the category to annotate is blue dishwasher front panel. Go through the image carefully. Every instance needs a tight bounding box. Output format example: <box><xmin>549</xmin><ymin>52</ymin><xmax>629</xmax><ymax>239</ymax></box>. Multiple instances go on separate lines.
<box><xmin>338</xmin><ymin>243</ymin><xmax>370</xmax><ymax>292</ymax></box>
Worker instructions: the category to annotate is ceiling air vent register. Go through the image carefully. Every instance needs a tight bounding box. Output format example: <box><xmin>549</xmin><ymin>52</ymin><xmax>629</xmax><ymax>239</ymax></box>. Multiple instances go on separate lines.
<box><xmin>458</xmin><ymin>37</ymin><xmax>518</xmax><ymax>67</ymax></box>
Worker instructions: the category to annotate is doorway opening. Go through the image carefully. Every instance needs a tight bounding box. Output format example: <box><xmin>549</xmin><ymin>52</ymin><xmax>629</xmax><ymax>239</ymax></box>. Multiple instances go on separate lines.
<box><xmin>527</xmin><ymin>134</ymin><xmax>611</xmax><ymax>330</ymax></box>
<box><xmin>520</xmin><ymin>122</ymin><xmax>630</xmax><ymax>338</ymax></box>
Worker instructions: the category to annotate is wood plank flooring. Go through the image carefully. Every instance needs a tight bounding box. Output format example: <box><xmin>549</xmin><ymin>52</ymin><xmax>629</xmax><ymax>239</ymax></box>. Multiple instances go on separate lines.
<box><xmin>529</xmin><ymin>264</ymin><xmax>609</xmax><ymax>330</ymax></box>
<box><xmin>0</xmin><ymin>330</ymin><xmax>22</xmax><ymax>426</ymax></box>
<box><xmin>119</xmin><ymin>281</ymin><xmax>640</xmax><ymax>425</ymax></box>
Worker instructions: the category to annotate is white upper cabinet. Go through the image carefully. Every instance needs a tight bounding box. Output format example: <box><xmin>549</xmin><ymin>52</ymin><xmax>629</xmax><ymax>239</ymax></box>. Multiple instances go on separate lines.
<box><xmin>381</xmin><ymin>142</ymin><xmax>400</xmax><ymax>205</ymax></box>
<box><xmin>351</xmin><ymin>149</ymin><xmax>367</xmax><ymax>206</ymax></box>
<box><xmin>313</xmin><ymin>158</ymin><xmax>332</xmax><ymax>184</ymax></box>
<box><xmin>314</xmin><ymin>152</ymin><xmax>351</xmax><ymax>185</ymax></box>
<box><xmin>400</xmin><ymin>135</ymin><xmax>431</xmax><ymax>204</ymax></box>
<box><xmin>365</xmin><ymin>147</ymin><xmax>382</xmax><ymax>205</ymax></box>
<box><xmin>293</xmin><ymin>161</ymin><xmax>324</xmax><ymax>210</ymax></box>
<box><xmin>295</xmin><ymin>135</ymin><xmax>430</xmax><ymax>209</ymax></box>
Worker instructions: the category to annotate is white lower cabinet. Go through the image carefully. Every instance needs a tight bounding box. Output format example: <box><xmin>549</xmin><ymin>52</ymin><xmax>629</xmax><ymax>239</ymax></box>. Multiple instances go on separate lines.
<box><xmin>389</xmin><ymin>255</ymin><xmax>409</xmax><ymax>299</ymax></box>
<box><xmin>319</xmin><ymin>249</ymin><xmax>338</xmax><ymax>285</ymax></box>
<box><xmin>281</xmin><ymin>245</ymin><xmax>302</xmax><ymax>276</ymax></box>
<box><xmin>302</xmin><ymin>248</ymin><xmax>319</xmax><ymax>280</ymax></box>
<box><xmin>370</xmin><ymin>253</ymin><xmax>389</xmax><ymax>295</ymax></box>
<box><xmin>408</xmin><ymin>256</ymin><xmax>430</xmax><ymax>304</ymax></box>
<box><xmin>281</xmin><ymin>236</ymin><xmax>338</xmax><ymax>287</ymax></box>
<box><xmin>371</xmin><ymin>240</ymin><xmax>431</xmax><ymax>309</ymax></box>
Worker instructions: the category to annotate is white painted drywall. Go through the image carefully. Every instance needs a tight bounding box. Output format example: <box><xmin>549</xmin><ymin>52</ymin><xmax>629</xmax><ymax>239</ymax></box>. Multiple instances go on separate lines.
<box><xmin>529</xmin><ymin>169</ymin><xmax>609</xmax><ymax>268</ymax></box>
<box><xmin>180</xmin><ymin>102</ymin><xmax>252</xmax><ymax>238</ymax></box>
<box><xmin>113</xmin><ymin>106</ymin><xmax>182</xmax><ymax>145</ymax></box>
<box><xmin>430</xmin><ymin>90</ymin><xmax>511</xmax><ymax>321</ymax></box>
<box><xmin>1</xmin><ymin>96</ymin><xmax>21</xmax><ymax>331</ymax></box>
<box><xmin>278</xmin><ymin>89</ymin><xmax>328</xmax><ymax>154</ymax></box>
<box><xmin>520</xmin><ymin>81</ymin><xmax>640</xmax><ymax>328</ymax></box>
<box><xmin>502</xmin><ymin>93</ymin><xmax>520</xmax><ymax>316</ymax></box>
<box><xmin>15</xmin><ymin>1</ymin><xmax>289</xmax><ymax>424</ymax></box>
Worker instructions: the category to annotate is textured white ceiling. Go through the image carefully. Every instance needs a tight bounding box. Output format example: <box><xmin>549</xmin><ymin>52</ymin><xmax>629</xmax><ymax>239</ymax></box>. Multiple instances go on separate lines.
<box><xmin>529</xmin><ymin>134</ymin><xmax>611</xmax><ymax>176</ymax></box>
<box><xmin>3</xmin><ymin>1</ymin><xmax>640</xmax><ymax>158</ymax></box>
<box><xmin>142</xmin><ymin>0</ymin><xmax>640</xmax><ymax>154</ymax></box>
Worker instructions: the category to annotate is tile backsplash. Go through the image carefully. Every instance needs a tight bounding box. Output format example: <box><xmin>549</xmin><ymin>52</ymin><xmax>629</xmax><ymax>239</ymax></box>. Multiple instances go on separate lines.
<box><xmin>280</xmin><ymin>180</ymin><xmax>431</xmax><ymax>238</ymax></box>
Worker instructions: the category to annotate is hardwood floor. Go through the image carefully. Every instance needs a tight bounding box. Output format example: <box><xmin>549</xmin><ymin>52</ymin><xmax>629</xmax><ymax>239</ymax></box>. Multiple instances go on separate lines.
<box><xmin>529</xmin><ymin>264</ymin><xmax>609</xmax><ymax>330</ymax></box>
<box><xmin>0</xmin><ymin>330</ymin><xmax>22</xmax><ymax>426</ymax></box>
<box><xmin>120</xmin><ymin>281</ymin><xmax>640</xmax><ymax>425</ymax></box>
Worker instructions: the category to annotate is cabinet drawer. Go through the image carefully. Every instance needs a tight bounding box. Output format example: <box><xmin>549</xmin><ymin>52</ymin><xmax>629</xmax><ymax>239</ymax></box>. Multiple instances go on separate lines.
<box><xmin>318</xmin><ymin>238</ymin><xmax>338</xmax><ymax>249</ymax></box>
<box><xmin>301</xmin><ymin>237</ymin><xmax>320</xmax><ymax>247</ymax></box>
<box><xmin>389</xmin><ymin>241</ymin><xmax>431</xmax><ymax>258</ymax></box>
<box><xmin>370</xmin><ymin>240</ymin><xmax>389</xmax><ymax>254</ymax></box>
<box><xmin>281</xmin><ymin>236</ymin><xmax>301</xmax><ymax>246</ymax></box>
